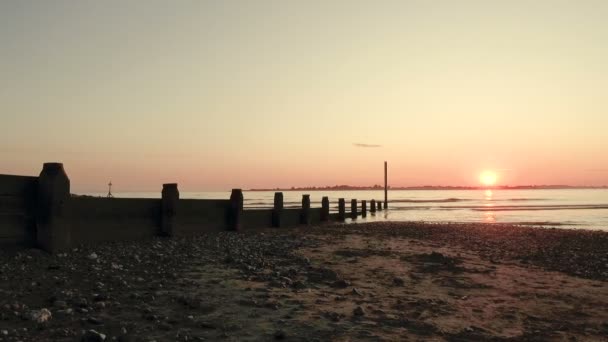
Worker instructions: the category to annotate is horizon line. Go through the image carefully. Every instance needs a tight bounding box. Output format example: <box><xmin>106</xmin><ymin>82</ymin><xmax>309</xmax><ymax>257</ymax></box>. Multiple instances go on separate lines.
<box><xmin>75</xmin><ymin>184</ymin><xmax>608</xmax><ymax>193</ymax></box>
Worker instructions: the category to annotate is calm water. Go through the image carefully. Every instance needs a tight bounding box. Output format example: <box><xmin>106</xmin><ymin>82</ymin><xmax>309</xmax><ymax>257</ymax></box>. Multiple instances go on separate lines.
<box><xmin>83</xmin><ymin>189</ymin><xmax>608</xmax><ymax>230</ymax></box>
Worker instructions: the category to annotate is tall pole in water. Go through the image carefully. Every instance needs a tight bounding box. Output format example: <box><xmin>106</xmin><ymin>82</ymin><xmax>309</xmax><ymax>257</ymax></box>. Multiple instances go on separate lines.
<box><xmin>384</xmin><ymin>161</ymin><xmax>388</xmax><ymax>209</ymax></box>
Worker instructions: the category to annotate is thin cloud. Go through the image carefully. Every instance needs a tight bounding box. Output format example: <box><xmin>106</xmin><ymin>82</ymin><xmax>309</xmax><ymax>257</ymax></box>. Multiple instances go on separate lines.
<box><xmin>353</xmin><ymin>143</ymin><xmax>382</xmax><ymax>148</ymax></box>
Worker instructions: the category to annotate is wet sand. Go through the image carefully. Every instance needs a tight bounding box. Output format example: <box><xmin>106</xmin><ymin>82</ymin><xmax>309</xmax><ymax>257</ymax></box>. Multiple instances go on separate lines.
<box><xmin>0</xmin><ymin>222</ymin><xmax>607</xmax><ymax>341</ymax></box>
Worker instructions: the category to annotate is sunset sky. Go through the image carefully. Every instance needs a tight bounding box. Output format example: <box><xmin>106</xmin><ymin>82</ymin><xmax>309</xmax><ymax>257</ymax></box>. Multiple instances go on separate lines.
<box><xmin>2</xmin><ymin>0</ymin><xmax>608</xmax><ymax>192</ymax></box>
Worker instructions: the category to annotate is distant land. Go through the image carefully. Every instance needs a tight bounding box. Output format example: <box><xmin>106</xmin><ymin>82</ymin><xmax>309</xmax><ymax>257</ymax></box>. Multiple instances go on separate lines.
<box><xmin>248</xmin><ymin>185</ymin><xmax>608</xmax><ymax>191</ymax></box>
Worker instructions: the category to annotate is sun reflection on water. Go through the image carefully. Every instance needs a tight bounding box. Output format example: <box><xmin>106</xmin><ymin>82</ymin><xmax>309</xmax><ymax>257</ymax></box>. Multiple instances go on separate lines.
<box><xmin>484</xmin><ymin>211</ymin><xmax>496</xmax><ymax>223</ymax></box>
<box><xmin>483</xmin><ymin>190</ymin><xmax>496</xmax><ymax>222</ymax></box>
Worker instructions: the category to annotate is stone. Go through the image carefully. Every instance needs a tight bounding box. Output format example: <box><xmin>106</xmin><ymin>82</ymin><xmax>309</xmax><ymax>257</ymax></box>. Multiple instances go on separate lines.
<box><xmin>353</xmin><ymin>306</ymin><xmax>365</xmax><ymax>316</ymax></box>
<box><xmin>87</xmin><ymin>317</ymin><xmax>103</xmax><ymax>325</ymax></box>
<box><xmin>274</xmin><ymin>330</ymin><xmax>286</xmax><ymax>340</ymax></box>
<box><xmin>53</xmin><ymin>300</ymin><xmax>67</xmax><ymax>308</ymax></box>
<box><xmin>157</xmin><ymin>322</ymin><xmax>172</xmax><ymax>331</ymax></box>
<box><xmin>331</xmin><ymin>279</ymin><xmax>351</xmax><ymax>288</ymax></box>
<box><xmin>57</xmin><ymin>308</ymin><xmax>74</xmax><ymax>315</ymax></box>
<box><xmin>88</xmin><ymin>253</ymin><xmax>98</xmax><ymax>260</ymax></box>
<box><xmin>199</xmin><ymin>322</ymin><xmax>217</xmax><ymax>329</ymax></box>
<box><xmin>325</xmin><ymin>311</ymin><xmax>341</xmax><ymax>322</ymax></box>
<box><xmin>393</xmin><ymin>277</ymin><xmax>405</xmax><ymax>286</ymax></box>
<box><xmin>93</xmin><ymin>293</ymin><xmax>108</xmax><ymax>302</ymax></box>
<box><xmin>29</xmin><ymin>308</ymin><xmax>52</xmax><ymax>323</ymax></box>
<box><xmin>81</xmin><ymin>329</ymin><xmax>106</xmax><ymax>342</ymax></box>
<box><xmin>292</xmin><ymin>280</ymin><xmax>307</xmax><ymax>289</ymax></box>
<box><xmin>117</xmin><ymin>335</ymin><xmax>133</xmax><ymax>342</ymax></box>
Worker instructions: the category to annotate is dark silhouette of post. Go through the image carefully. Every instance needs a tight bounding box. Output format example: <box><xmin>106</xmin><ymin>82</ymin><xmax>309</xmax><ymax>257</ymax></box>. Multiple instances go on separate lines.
<box><xmin>370</xmin><ymin>199</ymin><xmax>376</xmax><ymax>213</ymax></box>
<box><xmin>272</xmin><ymin>192</ymin><xmax>283</xmax><ymax>227</ymax></box>
<box><xmin>362</xmin><ymin>200</ymin><xmax>367</xmax><ymax>218</ymax></box>
<box><xmin>301</xmin><ymin>194</ymin><xmax>311</xmax><ymax>224</ymax></box>
<box><xmin>384</xmin><ymin>161</ymin><xmax>388</xmax><ymax>209</ymax></box>
<box><xmin>161</xmin><ymin>183</ymin><xmax>179</xmax><ymax>236</ymax></box>
<box><xmin>321</xmin><ymin>196</ymin><xmax>330</xmax><ymax>222</ymax></box>
<box><xmin>338</xmin><ymin>198</ymin><xmax>346</xmax><ymax>221</ymax></box>
<box><xmin>378</xmin><ymin>201</ymin><xmax>382</xmax><ymax>211</ymax></box>
<box><xmin>228</xmin><ymin>189</ymin><xmax>243</xmax><ymax>231</ymax></box>
<box><xmin>37</xmin><ymin>163</ymin><xmax>71</xmax><ymax>253</ymax></box>
<box><xmin>351</xmin><ymin>199</ymin><xmax>357</xmax><ymax>219</ymax></box>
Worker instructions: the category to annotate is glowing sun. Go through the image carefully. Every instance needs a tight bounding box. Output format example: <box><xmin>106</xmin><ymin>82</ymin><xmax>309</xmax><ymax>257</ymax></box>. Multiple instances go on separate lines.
<box><xmin>479</xmin><ymin>171</ymin><xmax>498</xmax><ymax>187</ymax></box>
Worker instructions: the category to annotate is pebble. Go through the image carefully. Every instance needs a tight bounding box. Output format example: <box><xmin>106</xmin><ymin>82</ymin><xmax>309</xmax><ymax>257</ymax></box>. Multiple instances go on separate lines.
<box><xmin>28</xmin><ymin>308</ymin><xmax>52</xmax><ymax>323</ymax></box>
<box><xmin>393</xmin><ymin>277</ymin><xmax>405</xmax><ymax>286</ymax></box>
<box><xmin>81</xmin><ymin>329</ymin><xmax>106</xmax><ymax>342</ymax></box>
<box><xmin>57</xmin><ymin>308</ymin><xmax>74</xmax><ymax>315</ymax></box>
<box><xmin>54</xmin><ymin>300</ymin><xmax>68</xmax><ymax>308</ymax></box>
<box><xmin>331</xmin><ymin>279</ymin><xmax>351</xmax><ymax>288</ymax></box>
<box><xmin>274</xmin><ymin>330</ymin><xmax>286</xmax><ymax>340</ymax></box>
<box><xmin>353</xmin><ymin>306</ymin><xmax>365</xmax><ymax>316</ymax></box>
<box><xmin>87</xmin><ymin>317</ymin><xmax>103</xmax><ymax>325</ymax></box>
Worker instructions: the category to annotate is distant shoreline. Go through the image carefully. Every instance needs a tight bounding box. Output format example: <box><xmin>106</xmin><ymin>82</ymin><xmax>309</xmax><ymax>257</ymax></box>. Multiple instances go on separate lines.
<box><xmin>248</xmin><ymin>185</ymin><xmax>608</xmax><ymax>191</ymax></box>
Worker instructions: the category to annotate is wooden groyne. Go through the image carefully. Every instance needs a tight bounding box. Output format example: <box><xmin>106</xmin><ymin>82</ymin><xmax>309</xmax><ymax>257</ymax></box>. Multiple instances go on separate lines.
<box><xmin>0</xmin><ymin>162</ymin><xmax>386</xmax><ymax>252</ymax></box>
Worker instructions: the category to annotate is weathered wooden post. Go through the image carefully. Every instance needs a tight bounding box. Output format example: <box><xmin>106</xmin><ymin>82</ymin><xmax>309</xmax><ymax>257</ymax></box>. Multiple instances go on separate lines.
<box><xmin>161</xmin><ymin>183</ymin><xmax>179</xmax><ymax>236</ymax></box>
<box><xmin>301</xmin><ymin>194</ymin><xmax>311</xmax><ymax>224</ymax></box>
<box><xmin>362</xmin><ymin>200</ymin><xmax>367</xmax><ymax>218</ymax></box>
<box><xmin>321</xmin><ymin>196</ymin><xmax>330</xmax><ymax>222</ymax></box>
<box><xmin>228</xmin><ymin>189</ymin><xmax>243</xmax><ymax>231</ymax></box>
<box><xmin>36</xmin><ymin>163</ymin><xmax>71</xmax><ymax>253</ymax></box>
<box><xmin>370</xmin><ymin>199</ymin><xmax>376</xmax><ymax>213</ymax></box>
<box><xmin>338</xmin><ymin>198</ymin><xmax>346</xmax><ymax>221</ymax></box>
<box><xmin>378</xmin><ymin>201</ymin><xmax>382</xmax><ymax>211</ymax></box>
<box><xmin>272</xmin><ymin>192</ymin><xmax>283</xmax><ymax>227</ymax></box>
<box><xmin>351</xmin><ymin>199</ymin><xmax>357</xmax><ymax>219</ymax></box>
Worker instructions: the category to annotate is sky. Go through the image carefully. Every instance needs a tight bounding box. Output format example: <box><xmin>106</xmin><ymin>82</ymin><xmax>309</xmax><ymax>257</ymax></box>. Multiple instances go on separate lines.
<box><xmin>1</xmin><ymin>0</ymin><xmax>608</xmax><ymax>192</ymax></box>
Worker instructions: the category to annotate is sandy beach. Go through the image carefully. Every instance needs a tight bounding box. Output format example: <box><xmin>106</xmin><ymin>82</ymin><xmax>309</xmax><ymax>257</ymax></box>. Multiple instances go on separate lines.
<box><xmin>1</xmin><ymin>222</ymin><xmax>607</xmax><ymax>341</ymax></box>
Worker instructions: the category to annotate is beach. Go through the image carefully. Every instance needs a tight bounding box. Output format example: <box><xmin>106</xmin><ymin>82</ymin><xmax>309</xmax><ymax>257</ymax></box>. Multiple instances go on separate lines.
<box><xmin>1</xmin><ymin>222</ymin><xmax>607</xmax><ymax>341</ymax></box>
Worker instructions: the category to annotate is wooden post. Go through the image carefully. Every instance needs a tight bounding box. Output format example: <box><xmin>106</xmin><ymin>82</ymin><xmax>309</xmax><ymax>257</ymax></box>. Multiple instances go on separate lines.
<box><xmin>378</xmin><ymin>201</ymin><xmax>382</xmax><ymax>211</ymax></box>
<box><xmin>301</xmin><ymin>194</ymin><xmax>311</xmax><ymax>224</ymax></box>
<box><xmin>321</xmin><ymin>196</ymin><xmax>330</xmax><ymax>222</ymax></box>
<box><xmin>272</xmin><ymin>192</ymin><xmax>283</xmax><ymax>227</ymax></box>
<box><xmin>338</xmin><ymin>198</ymin><xmax>346</xmax><ymax>221</ymax></box>
<box><xmin>36</xmin><ymin>163</ymin><xmax>71</xmax><ymax>253</ymax></box>
<box><xmin>384</xmin><ymin>161</ymin><xmax>388</xmax><ymax>209</ymax></box>
<box><xmin>228</xmin><ymin>189</ymin><xmax>243</xmax><ymax>231</ymax></box>
<box><xmin>351</xmin><ymin>199</ymin><xmax>357</xmax><ymax>219</ymax></box>
<box><xmin>362</xmin><ymin>200</ymin><xmax>367</xmax><ymax>218</ymax></box>
<box><xmin>161</xmin><ymin>183</ymin><xmax>179</xmax><ymax>236</ymax></box>
<box><xmin>370</xmin><ymin>199</ymin><xmax>376</xmax><ymax>213</ymax></box>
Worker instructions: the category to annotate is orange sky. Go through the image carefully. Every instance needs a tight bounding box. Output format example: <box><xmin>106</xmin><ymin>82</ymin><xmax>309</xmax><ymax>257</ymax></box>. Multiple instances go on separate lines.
<box><xmin>1</xmin><ymin>1</ymin><xmax>608</xmax><ymax>192</ymax></box>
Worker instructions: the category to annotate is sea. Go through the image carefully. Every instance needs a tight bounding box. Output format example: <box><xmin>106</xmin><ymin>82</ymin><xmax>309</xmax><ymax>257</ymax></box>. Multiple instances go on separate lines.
<box><xmin>82</xmin><ymin>189</ymin><xmax>608</xmax><ymax>230</ymax></box>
